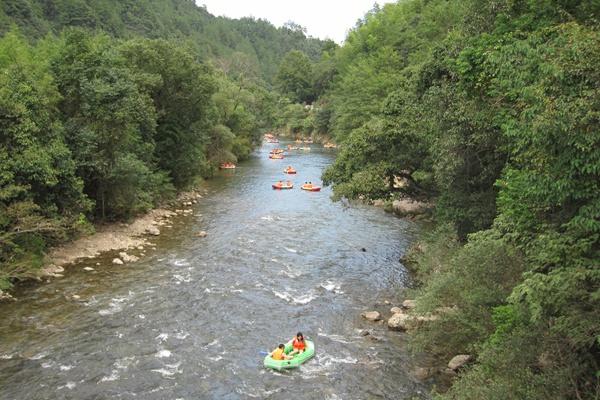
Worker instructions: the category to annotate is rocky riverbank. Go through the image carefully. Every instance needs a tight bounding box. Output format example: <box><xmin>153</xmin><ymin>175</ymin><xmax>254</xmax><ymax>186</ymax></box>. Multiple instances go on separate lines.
<box><xmin>0</xmin><ymin>189</ymin><xmax>206</xmax><ymax>302</ymax></box>
<box><xmin>361</xmin><ymin>298</ymin><xmax>470</xmax><ymax>387</ymax></box>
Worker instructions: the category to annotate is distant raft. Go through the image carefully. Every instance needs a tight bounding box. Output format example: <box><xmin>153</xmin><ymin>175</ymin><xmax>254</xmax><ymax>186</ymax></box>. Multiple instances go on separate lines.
<box><xmin>272</xmin><ymin>182</ymin><xmax>293</xmax><ymax>190</ymax></box>
<box><xmin>263</xmin><ymin>340</ymin><xmax>315</xmax><ymax>371</ymax></box>
<box><xmin>301</xmin><ymin>184</ymin><xmax>321</xmax><ymax>192</ymax></box>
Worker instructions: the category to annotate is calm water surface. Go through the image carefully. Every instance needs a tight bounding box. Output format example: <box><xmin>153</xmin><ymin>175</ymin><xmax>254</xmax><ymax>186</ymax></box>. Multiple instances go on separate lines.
<box><xmin>0</xmin><ymin>142</ymin><xmax>429</xmax><ymax>400</ymax></box>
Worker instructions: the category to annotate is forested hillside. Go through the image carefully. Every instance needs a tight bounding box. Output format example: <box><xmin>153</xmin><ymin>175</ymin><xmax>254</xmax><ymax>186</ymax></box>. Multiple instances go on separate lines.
<box><xmin>283</xmin><ymin>1</ymin><xmax>598</xmax><ymax>399</ymax></box>
<box><xmin>0</xmin><ymin>0</ymin><xmax>327</xmax><ymax>83</ymax></box>
<box><xmin>0</xmin><ymin>0</ymin><xmax>328</xmax><ymax>290</ymax></box>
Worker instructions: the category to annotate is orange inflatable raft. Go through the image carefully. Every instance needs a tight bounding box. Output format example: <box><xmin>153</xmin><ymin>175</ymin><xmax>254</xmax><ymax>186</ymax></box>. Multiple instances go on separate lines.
<box><xmin>301</xmin><ymin>184</ymin><xmax>321</xmax><ymax>192</ymax></box>
<box><xmin>272</xmin><ymin>182</ymin><xmax>294</xmax><ymax>190</ymax></box>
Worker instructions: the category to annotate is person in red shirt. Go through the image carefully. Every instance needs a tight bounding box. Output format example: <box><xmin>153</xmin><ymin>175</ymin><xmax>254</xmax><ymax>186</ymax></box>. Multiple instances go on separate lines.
<box><xmin>289</xmin><ymin>332</ymin><xmax>306</xmax><ymax>356</ymax></box>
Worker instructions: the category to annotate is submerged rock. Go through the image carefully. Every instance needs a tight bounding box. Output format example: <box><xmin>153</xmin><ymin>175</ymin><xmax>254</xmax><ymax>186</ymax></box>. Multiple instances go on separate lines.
<box><xmin>118</xmin><ymin>252</ymin><xmax>139</xmax><ymax>263</ymax></box>
<box><xmin>83</xmin><ymin>267</ymin><xmax>95</xmax><ymax>271</ymax></box>
<box><xmin>361</xmin><ymin>311</ymin><xmax>382</xmax><ymax>322</ymax></box>
<box><xmin>448</xmin><ymin>354</ymin><xmax>472</xmax><ymax>371</ymax></box>
<box><xmin>146</xmin><ymin>226</ymin><xmax>160</xmax><ymax>236</ymax></box>
<box><xmin>412</xmin><ymin>367</ymin><xmax>434</xmax><ymax>381</ymax></box>
<box><xmin>195</xmin><ymin>231</ymin><xmax>208</xmax><ymax>238</ymax></box>
<box><xmin>112</xmin><ymin>258</ymin><xmax>124</xmax><ymax>265</ymax></box>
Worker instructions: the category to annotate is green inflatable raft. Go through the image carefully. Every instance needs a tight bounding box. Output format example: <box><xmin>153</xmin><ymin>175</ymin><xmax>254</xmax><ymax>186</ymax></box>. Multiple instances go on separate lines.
<box><xmin>263</xmin><ymin>340</ymin><xmax>315</xmax><ymax>371</ymax></box>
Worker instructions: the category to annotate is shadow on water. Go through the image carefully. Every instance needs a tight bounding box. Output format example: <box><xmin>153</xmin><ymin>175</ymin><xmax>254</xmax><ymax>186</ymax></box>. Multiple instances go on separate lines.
<box><xmin>0</xmin><ymin>142</ymin><xmax>431</xmax><ymax>400</ymax></box>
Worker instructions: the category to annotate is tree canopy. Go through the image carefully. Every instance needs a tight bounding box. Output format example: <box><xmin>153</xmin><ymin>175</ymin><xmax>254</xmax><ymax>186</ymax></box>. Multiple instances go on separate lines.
<box><xmin>281</xmin><ymin>1</ymin><xmax>600</xmax><ymax>398</ymax></box>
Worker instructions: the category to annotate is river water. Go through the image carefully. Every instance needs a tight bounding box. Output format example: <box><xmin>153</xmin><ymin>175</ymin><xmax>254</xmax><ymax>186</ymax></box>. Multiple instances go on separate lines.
<box><xmin>0</xmin><ymin>142</ymin><xmax>429</xmax><ymax>400</ymax></box>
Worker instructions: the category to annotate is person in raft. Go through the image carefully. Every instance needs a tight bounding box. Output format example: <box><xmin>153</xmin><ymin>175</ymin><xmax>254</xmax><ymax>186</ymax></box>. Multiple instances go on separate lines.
<box><xmin>271</xmin><ymin>344</ymin><xmax>292</xmax><ymax>360</ymax></box>
<box><xmin>288</xmin><ymin>332</ymin><xmax>306</xmax><ymax>356</ymax></box>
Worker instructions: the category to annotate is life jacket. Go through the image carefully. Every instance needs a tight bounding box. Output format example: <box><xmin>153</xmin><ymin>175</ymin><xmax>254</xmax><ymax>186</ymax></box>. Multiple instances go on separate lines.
<box><xmin>272</xmin><ymin>348</ymin><xmax>285</xmax><ymax>360</ymax></box>
<box><xmin>293</xmin><ymin>338</ymin><xmax>306</xmax><ymax>351</ymax></box>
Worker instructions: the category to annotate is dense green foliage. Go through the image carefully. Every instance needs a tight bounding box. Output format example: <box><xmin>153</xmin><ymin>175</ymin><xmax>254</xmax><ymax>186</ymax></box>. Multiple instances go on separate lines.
<box><xmin>0</xmin><ymin>1</ymin><xmax>326</xmax><ymax>289</ymax></box>
<box><xmin>2</xmin><ymin>0</ymin><xmax>599</xmax><ymax>398</ymax></box>
<box><xmin>305</xmin><ymin>1</ymin><xmax>600</xmax><ymax>399</ymax></box>
<box><xmin>0</xmin><ymin>0</ymin><xmax>325</xmax><ymax>83</ymax></box>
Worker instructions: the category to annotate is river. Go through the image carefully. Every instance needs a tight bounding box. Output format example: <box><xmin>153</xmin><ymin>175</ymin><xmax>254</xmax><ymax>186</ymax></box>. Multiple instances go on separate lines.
<box><xmin>0</xmin><ymin>142</ymin><xmax>429</xmax><ymax>400</ymax></box>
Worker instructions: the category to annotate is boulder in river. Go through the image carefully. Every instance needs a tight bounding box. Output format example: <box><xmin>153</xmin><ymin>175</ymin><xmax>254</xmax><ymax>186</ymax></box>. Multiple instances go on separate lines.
<box><xmin>195</xmin><ymin>231</ymin><xmax>208</xmax><ymax>238</ymax></box>
<box><xmin>448</xmin><ymin>354</ymin><xmax>472</xmax><ymax>371</ymax></box>
<box><xmin>387</xmin><ymin>313</ymin><xmax>413</xmax><ymax>331</ymax></box>
<box><xmin>361</xmin><ymin>311</ymin><xmax>382</xmax><ymax>322</ymax></box>
<box><xmin>83</xmin><ymin>267</ymin><xmax>95</xmax><ymax>271</ymax></box>
<box><xmin>390</xmin><ymin>306</ymin><xmax>403</xmax><ymax>314</ymax></box>
<box><xmin>112</xmin><ymin>258</ymin><xmax>124</xmax><ymax>265</ymax></box>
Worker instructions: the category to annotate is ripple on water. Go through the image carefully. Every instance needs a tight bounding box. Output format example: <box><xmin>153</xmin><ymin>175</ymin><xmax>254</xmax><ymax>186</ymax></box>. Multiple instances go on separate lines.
<box><xmin>271</xmin><ymin>288</ymin><xmax>318</xmax><ymax>305</ymax></box>
<box><xmin>300</xmin><ymin>352</ymin><xmax>359</xmax><ymax>379</ymax></box>
<box><xmin>172</xmin><ymin>259</ymin><xmax>191</xmax><ymax>267</ymax></box>
<box><xmin>319</xmin><ymin>280</ymin><xmax>343</xmax><ymax>293</ymax></box>
<box><xmin>98</xmin><ymin>292</ymin><xmax>135</xmax><ymax>316</ymax></box>
<box><xmin>28</xmin><ymin>351</ymin><xmax>48</xmax><ymax>360</ymax></box>
<box><xmin>155</xmin><ymin>333</ymin><xmax>169</xmax><ymax>343</ymax></box>
<box><xmin>155</xmin><ymin>349</ymin><xmax>172</xmax><ymax>358</ymax></box>
<box><xmin>175</xmin><ymin>331</ymin><xmax>189</xmax><ymax>340</ymax></box>
<box><xmin>151</xmin><ymin>362</ymin><xmax>182</xmax><ymax>378</ymax></box>
<box><xmin>173</xmin><ymin>273</ymin><xmax>192</xmax><ymax>284</ymax></box>
<box><xmin>57</xmin><ymin>382</ymin><xmax>76</xmax><ymax>390</ymax></box>
<box><xmin>317</xmin><ymin>331</ymin><xmax>352</xmax><ymax>344</ymax></box>
<box><xmin>99</xmin><ymin>356</ymin><xmax>136</xmax><ymax>383</ymax></box>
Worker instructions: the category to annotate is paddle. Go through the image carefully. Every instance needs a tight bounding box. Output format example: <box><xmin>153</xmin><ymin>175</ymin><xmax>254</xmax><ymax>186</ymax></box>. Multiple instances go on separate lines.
<box><xmin>259</xmin><ymin>351</ymin><xmax>269</xmax><ymax>356</ymax></box>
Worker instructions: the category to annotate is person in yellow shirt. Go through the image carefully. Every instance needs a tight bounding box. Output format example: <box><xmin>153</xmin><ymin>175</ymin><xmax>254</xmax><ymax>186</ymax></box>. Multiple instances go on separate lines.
<box><xmin>271</xmin><ymin>344</ymin><xmax>292</xmax><ymax>360</ymax></box>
